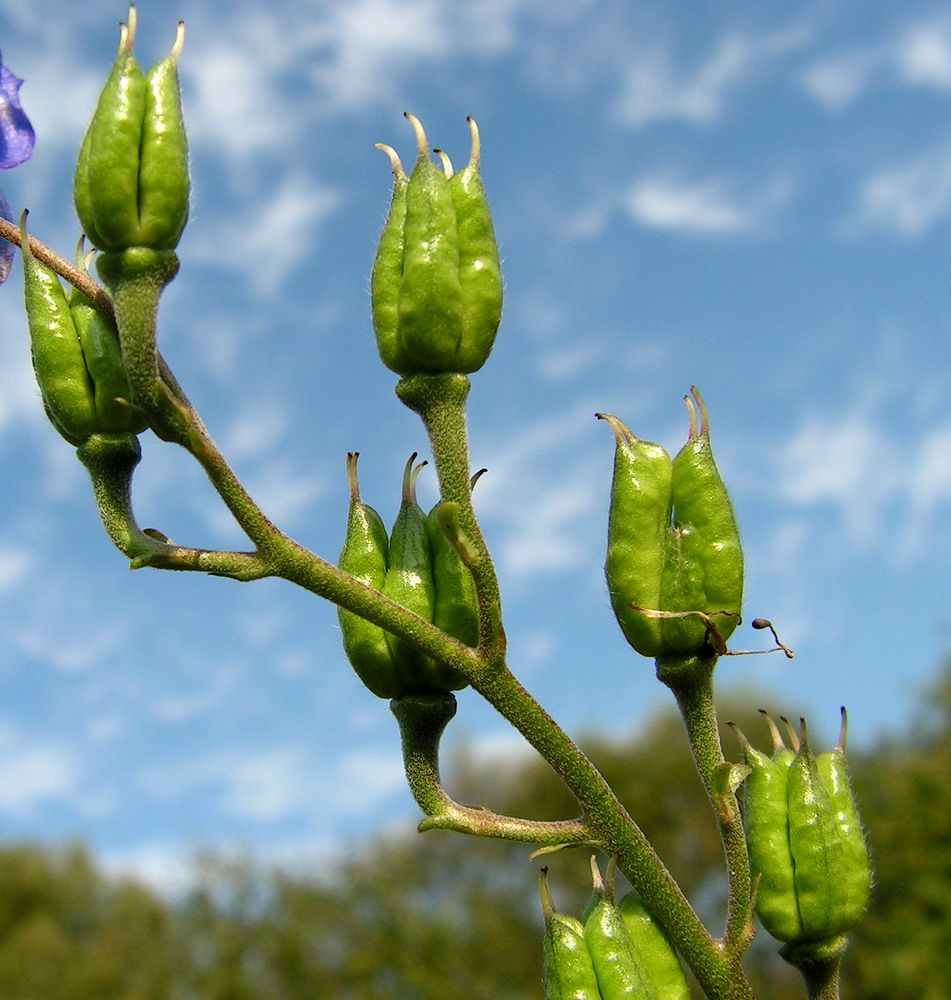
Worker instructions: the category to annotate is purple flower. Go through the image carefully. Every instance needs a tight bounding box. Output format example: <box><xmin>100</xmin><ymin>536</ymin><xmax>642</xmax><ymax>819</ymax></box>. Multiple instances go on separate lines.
<box><xmin>0</xmin><ymin>50</ymin><xmax>34</xmax><ymax>284</ymax></box>
<box><xmin>0</xmin><ymin>52</ymin><xmax>35</xmax><ymax>169</ymax></box>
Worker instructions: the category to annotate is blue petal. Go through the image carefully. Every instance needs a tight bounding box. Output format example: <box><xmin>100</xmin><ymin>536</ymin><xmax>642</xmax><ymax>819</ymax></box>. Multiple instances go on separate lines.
<box><xmin>0</xmin><ymin>188</ymin><xmax>13</xmax><ymax>283</ymax></box>
<box><xmin>0</xmin><ymin>52</ymin><xmax>35</xmax><ymax>169</ymax></box>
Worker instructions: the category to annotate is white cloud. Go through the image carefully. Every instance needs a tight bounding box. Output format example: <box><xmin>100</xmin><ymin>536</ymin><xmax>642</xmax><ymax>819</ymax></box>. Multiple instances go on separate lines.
<box><xmin>189</xmin><ymin>171</ymin><xmax>338</xmax><ymax>295</ymax></box>
<box><xmin>775</xmin><ymin>408</ymin><xmax>900</xmax><ymax>545</ymax></box>
<box><xmin>473</xmin><ymin>402</ymin><xmax>604</xmax><ymax>579</ymax></box>
<box><xmin>896</xmin><ymin>15</ymin><xmax>951</xmax><ymax>89</ymax></box>
<box><xmin>613</xmin><ymin>27</ymin><xmax>808</xmax><ymax>127</ymax></box>
<box><xmin>623</xmin><ymin>173</ymin><xmax>792</xmax><ymax>237</ymax></box>
<box><xmin>0</xmin><ymin>727</ymin><xmax>82</xmax><ymax>816</ymax></box>
<box><xmin>0</xmin><ymin>546</ymin><xmax>34</xmax><ymax>592</ymax></box>
<box><xmin>799</xmin><ymin>49</ymin><xmax>882</xmax><ymax>112</ymax></box>
<box><xmin>309</xmin><ymin>0</ymin><xmax>453</xmax><ymax>111</ymax></box>
<box><xmin>181</xmin><ymin>11</ymin><xmax>299</xmax><ymax>161</ymax></box>
<box><xmin>801</xmin><ymin>14</ymin><xmax>951</xmax><ymax>113</ymax></box>
<box><xmin>12</xmin><ymin>607</ymin><xmax>130</xmax><ymax>674</ymax></box>
<box><xmin>899</xmin><ymin>421</ymin><xmax>951</xmax><ymax>558</ymax></box>
<box><xmin>848</xmin><ymin>143</ymin><xmax>951</xmax><ymax>237</ymax></box>
<box><xmin>100</xmin><ymin>842</ymin><xmax>201</xmax><ymax>899</ymax></box>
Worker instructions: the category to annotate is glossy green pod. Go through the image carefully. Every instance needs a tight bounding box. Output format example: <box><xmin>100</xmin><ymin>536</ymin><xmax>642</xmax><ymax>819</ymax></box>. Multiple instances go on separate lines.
<box><xmin>539</xmin><ymin>869</ymin><xmax>601</xmax><ymax>1000</ymax></box>
<box><xmin>337</xmin><ymin>453</ymin><xmax>403</xmax><ymax>699</ymax></box>
<box><xmin>599</xmin><ymin>412</ymin><xmax>673</xmax><ymax>659</ymax></box>
<box><xmin>583</xmin><ymin>858</ymin><xmax>651</xmax><ymax>999</ymax></box>
<box><xmin>661</xmin><ymin>387</ymin><xmax>743</xmax><ymax>653</ymax></box>
<box><xmin>618</xmin><ymin>891</ymin><xmax>690</xmax><ymax>1000</ymax></box>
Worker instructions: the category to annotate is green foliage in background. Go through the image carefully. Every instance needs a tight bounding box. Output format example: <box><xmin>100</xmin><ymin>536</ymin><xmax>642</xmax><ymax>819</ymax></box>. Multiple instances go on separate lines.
<box><xmin>1</xmin><ymin>665</ymin><xmax>948</xmax><ymax>1000</ymax></box>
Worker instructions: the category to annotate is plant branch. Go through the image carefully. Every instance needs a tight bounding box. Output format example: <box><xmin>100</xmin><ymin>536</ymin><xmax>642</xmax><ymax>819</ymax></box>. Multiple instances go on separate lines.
<box><xmin>656</xmin><ymin>654</ymin><xmax>755</xmax><ymax>958</ymax></box>
<box><xmin>396</xmin><ymin>374</ymin><xmax>505</xmax><ymax>660</ymax></box>
<box><xmin>397</xmin><ymin>370</ymin><xmax>753</xmax><ymax>1000</ymax></box>
<box><xmin>391</xmin><ymin>692</ymin><xmax>595</xmax><ymax>846</ymax></box>
<box><xmin>781</xmin><ymin>937</ymin><xmax>846</xmax><ymax>1000</ymax></box>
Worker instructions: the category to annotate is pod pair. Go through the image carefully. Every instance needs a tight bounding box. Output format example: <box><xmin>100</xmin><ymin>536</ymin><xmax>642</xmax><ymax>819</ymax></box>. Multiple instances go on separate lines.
<box><xmin>600</xmin><ymin>387</ymin><xmax>743</xmax><ymax>660</ymax></box>
<box><xmin>74</xmin><ymin>6</ymin><xmax>189</xmax><ymax>255</ymax></box>
<box><xmin>21</xmin><ymin>220</ymin><xmax>147</xmax><ymax>446</ymax></box>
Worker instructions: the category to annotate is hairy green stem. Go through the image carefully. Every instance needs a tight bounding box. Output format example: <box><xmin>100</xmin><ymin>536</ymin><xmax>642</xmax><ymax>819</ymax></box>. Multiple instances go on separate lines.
<box><xmin>474</xmin><ymin>663</ymin><xmax>753</xmax><ymax>1000</ymax></box>
<box><xmin>77</xmin><ymin>432</ymin><xmax>271</xmax><ymax>581</ymax></box>
<box><xmin>392</xmin><ymin>693</ymin><xmax>593</xmax><ymax>845</ymax></box>
<box><xmin>781</xmin><ymin>937</ymin><xmax>846</xmax><ymax>1000</ymax></box>
<box><xmin>656</xmin><ymin>654</ymin><xmax>755</xmax><ymax>957</ymax></box>
<box><xmin>402</xmin><ymin>374</ymin><xmax>753</xmax><ymax>1000</ymax></box>
<box><xmin>396</xmin><ymin>374</ymin><xmax>505</xmax><ymax>659</ymax></box>
<box><xmin>13</xmin><ymin>223</ymin><xmax>757</xmax><ymax>997</ymax></box>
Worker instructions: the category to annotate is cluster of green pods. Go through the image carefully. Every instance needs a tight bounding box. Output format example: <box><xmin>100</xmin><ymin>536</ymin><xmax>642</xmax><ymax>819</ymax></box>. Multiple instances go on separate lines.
<box><xmin>540</xmin><ymin>860</ymin><xmax>690</xmax><ymax>1000</ymax></box>
<box><xmin>371</xmin><ymin>113</ymin><xmax>502</xmax><ymax>376</ymax></box>
<box><xmin>337</xmin><ymin>453</ymin><xmax>479</xmax><ymax>698</ymax></box>
<box><xmin>600</xmin><ymin>386</ymin><xmax>743</xmax><ymax>660</ymax></box>
<box><xmin>20</xmin><ymin>219</ymin><xmax>147</xmax><ymax>446</ymax></box>
<box><xmin>74</xmin><ymin>6</ymin><xmax>189</xmax><ymax>255</ymax></box>
<box><xmin>731</xmin><ymin>709</ymin><xmax>872</xmax><ymax>944</ymax></box>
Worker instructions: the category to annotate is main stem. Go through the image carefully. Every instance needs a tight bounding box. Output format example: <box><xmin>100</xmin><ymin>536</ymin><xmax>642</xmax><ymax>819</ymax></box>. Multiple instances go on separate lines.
<box><xmin>398</xmin><ymin>373</ymin><xmax>754</xmax><ymax>1000</ymax></box>
<box><xmin>657</xmin><ymin>654</ymin><xmax>754</xmax><ymax>955</ymax></box>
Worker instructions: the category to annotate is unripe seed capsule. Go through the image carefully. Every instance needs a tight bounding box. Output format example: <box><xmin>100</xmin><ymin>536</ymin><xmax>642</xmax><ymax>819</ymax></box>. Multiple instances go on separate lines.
<box><xmin>539</xmin><ymin>868</ymin><xmax>601</xmax><ymax>1000</ymax></box>
<box><xmin>337</xmin><ymin>453</ymin><xmax>403</xmax><ymax>699</ymax></box>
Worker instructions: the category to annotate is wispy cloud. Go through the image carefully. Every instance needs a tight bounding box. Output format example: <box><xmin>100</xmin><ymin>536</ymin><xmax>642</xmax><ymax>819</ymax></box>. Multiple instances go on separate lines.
<box><xmin>0</xmin><ymin>725</ymin><xmax>82</xmax><ymax>816</ymax></box>
<box><xmin>474</xmin><ymin>402</ymin><xmax>604</xmax><ymax>579</ymax></box>
<box><xmin>623</xmin><ymin>172</ymin><xmax>790</xmax><ymax>236</ymax></box>
<box><xmin>846</xmin><ymin>142</ymin><xmax>951</xmax><ymax>237</ymax></box>
<box><xmin>801</xmin><ymin>12</ymin><xmax>951</xmax><ymax>112</ymax></box>
<box><xmin>0</xmin><ymin>545</ymin><xmax>34</xmax><ymax>592</ymax></box>
<box><xmin>188</xmin><ymin>171</ymin><xmax>338</xmax><ymax>295</ymax></box>
<box><xmin>896</xmin><ymin>14</ymin><xmax>951</xmax><ymax>89</ymax></box>
<box><xmin>799</xmin><ymin>48</ymin><xmax>882</xmax><ymax>112</ymax></box>
<box><xmin>613</xmin><ymin>26</ymin><xmax>808</xmax><ymax>127</ymax></box>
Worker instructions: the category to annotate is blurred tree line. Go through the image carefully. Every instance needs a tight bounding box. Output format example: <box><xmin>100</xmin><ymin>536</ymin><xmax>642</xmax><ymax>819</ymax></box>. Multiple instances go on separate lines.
<box><xmin>1</xmin><ymin>661</ymin><xmax>948</xmax><ymax>999</ymax></box>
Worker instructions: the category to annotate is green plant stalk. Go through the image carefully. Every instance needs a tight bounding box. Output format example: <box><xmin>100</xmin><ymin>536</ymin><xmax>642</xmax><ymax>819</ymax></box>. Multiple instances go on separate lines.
<box><xmin>656</xmin><ymin>654</ymin><xmax>755</xmax><ymax>958</ymax></box>
<box><xmin>76</xmin><ymin>432</ymin><xmax>271</xmax><ymax>580</ymax></box>
<box><xmin>396</xmin><ymin>373</ymin><xmax>754</xmax><ymax>1000</ymax></box>
<box><xmin>11</xmin><ymin>229</ymin><xmax>756</xmax><ymax>999</ymax></box>
<box><xmin>781</xmin><ymin>937</ymin><xmax>846</xmax><ymax>1000</ymax></box>
<box><xmin>476</xmin><ymin>661</ymin><xmax>753</xmax><ymax>1000</ymax></box>
<box><xmin>396</xmin><ymin>374</ymin><xmax>505</xmax><ymax>659</ymax></box>
<box><xmin>391</xmin><ymin>693</ymin><xmax>592</xmax><ymax>845</ymax></box>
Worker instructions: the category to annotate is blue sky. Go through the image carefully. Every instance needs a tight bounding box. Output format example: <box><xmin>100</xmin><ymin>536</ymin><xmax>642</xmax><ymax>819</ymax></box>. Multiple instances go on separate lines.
<box><xmin>2</xmin><ymin>0</ymin><xmax>951</xmax><ymax>890</ymax></box>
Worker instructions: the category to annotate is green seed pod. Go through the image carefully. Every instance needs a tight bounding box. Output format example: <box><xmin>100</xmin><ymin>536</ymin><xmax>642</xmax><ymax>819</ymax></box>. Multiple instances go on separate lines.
<box><xmin>601</xmin><ymin>387</ymin><xmax>743</xmax><ymax>661</ymax></box>
<box><xmin>539</xmin><ymin>869</ymin><xmax>601</xmax><ymax>1000</ymax></box>
<box><xmin>74</xmin><ymin>8</ymin><xmax>189</xmax><ymax>253</ymax></box>
<box><xmin>583</xmin><ymin>857</ymin><xmax>651</xmax><ymax>999</ymax></box>
<box><xmin>599</xmin><ymin>412</ymin><xmax>673</xmax><ymax>659</ymax></box>
<box><xmin>383</xmin><ymin>455</ymin><xmax>466</xmax><ymax>694</ymax></box>
<box><xmin>734</xmin><ymin>711</ymin><xmax>873</xmax><ymax>945</ymax></box>
<box><xmin>730</xmin><ymin>718</ymin><xmax>803</xmax><ymax>943</ymax></box>
<box><xmin>661</xmin><ymin>388</ymin><xmax>743</xmax><ymax>652</ymax></box>
<box><xmin>425</xmin><ymin>470</ymin><xmax>484</xmax><ymax>651</ymax></box>
<box><xmin>337</xmin><ymin>453</ymin><xmax>403</xmax><ymax>699</ymax></box>
<box><xmin>441</xmin><ymin>118</ymin><xmax>502</xmax><ymax>374</ymax></box>
<box><xmin>815</xmin><ymin>709</ymin><xmax>873</xmax><ymax>931</ymax></box>
<box><xmin>787</xmin><ymin>719</ymin><xmax>871</xmax><ymax>942</ymax></box>
<box><xmin>371</xmin><ymin>113</ymin><xmax>502</xmax><ymax>376</ymax></box>
<box><xmin>21</xmin><ymin>223</ymin><xmax>97</xmax><ymax>445</ymax></box>
<box><xmin>20</xmin><ymin>216</ymin><xmax>144</xmax><ymax>445</ymax></box>
<box><xmin>370</xmin><ymin>145</ymin><xmax>409</xmax><ymax>374</ymax></box>
<box><xmin>617</xmin><ymin>891</ymin><xmax>691</xmax><ymax>1000</ymax></box>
